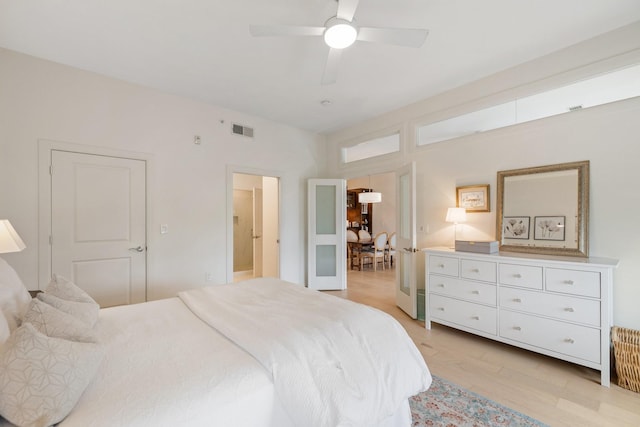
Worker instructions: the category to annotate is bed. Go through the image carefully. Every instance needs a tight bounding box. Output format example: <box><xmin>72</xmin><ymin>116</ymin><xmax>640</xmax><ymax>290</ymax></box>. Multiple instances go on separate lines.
<box><xmin>0</xmin><ymin>258</ymin><xmax>432</xmax><ymax>427</ymax></box>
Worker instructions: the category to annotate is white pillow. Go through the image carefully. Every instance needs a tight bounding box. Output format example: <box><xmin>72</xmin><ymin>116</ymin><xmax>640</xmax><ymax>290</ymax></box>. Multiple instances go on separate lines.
<box><xmin>45</xmin><ymin>275</ymin><xmax>96</xmax><ymax>305</ymax></box>
<box><xmin>0</xmin><ymin>257</ymin><xmax>31</xmax><ymax>340</ymax></box>
<box><xmin>0</xmin><ymin>323</ymin><xmax>104</xmax><ymax>427</ymax></box>
<box><xmin>36</xmin><ymin>293</ymin><xmax>99</xmax><ymax>328</ymax></box>
<box><xmin>23</xmin><ymin>298</ymin><xmax>96</xmax><ymax>343</ymax></box>
<box><xmin>0</xmin><ymin>318</ymin><xmax>9</xmax><ymax>348</ymax></box>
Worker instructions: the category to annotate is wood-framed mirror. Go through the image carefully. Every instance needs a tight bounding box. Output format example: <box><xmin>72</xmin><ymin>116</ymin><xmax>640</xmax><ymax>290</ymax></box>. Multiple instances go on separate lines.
<box><xmin>496</xmin><ymin>160</ymin><xmax>589</xmax><ymax>257</ymax></box>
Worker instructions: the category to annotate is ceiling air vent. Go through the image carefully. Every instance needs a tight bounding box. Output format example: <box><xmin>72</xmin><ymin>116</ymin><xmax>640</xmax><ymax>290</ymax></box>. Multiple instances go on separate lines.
<box><xmin>232</xmin><ymin>123</ymin><xmax>254</xmax><ymax>138</ymax></box>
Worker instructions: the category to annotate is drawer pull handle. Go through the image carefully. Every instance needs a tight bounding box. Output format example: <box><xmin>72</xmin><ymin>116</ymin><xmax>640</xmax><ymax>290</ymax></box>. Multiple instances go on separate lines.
<box><xmin>564</xmin><ymin>280</ymin><xmax>574</xmax><ymax>285</ymax></box>
<box><xmin>437</xmin><ymin>263</ymin><xmax>445</xmax><ymax>268</ymax></box>
<box><xmin>437</xmin><ymin>307</ymin><xmax>445</xmax><ymax>311</ymax></box>
<box><xmin>565</xmin><ymin>338</ymin><xmax>575</xmax><ymax>344</ymax></box>
<box><xmin>472</xmin><ymin>290</ymin><xmax>480</xmax><ymax>295</ymax></box>
<box><xmin>472</xmin><ymin>316</ymin><xmax>480</xmax><ymax>320</ymax></box>
<box><xmin>513</xmin><ymin>273</ymin><xmax>522</xmax><ymax>278</ymax></box>
<box><xmin>513</xmin><ymin>298</ymin><xmax>522</xmax><ymax>303</ymax></box>
<box><xmin>513</xmin><ymin>326</ymin><xmax>522</xmax><ymax>331</ymax></box>
<box><xmin>471</xmin><ymin>268</ymin><xmax>480</xmax><ymax>273</ymax></box>
<box><xmin>436</xmin><ymin>283</ymin><xmax>445</xmax><ymax>288</ymax></box>
<box><xmin>564</xmin><ymin>307</ymin><xmax>575</xmax><ymax>312</ymax></box>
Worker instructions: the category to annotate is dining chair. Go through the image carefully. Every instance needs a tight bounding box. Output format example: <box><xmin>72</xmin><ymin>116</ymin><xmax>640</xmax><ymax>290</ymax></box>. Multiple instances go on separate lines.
<box><xmin>360</xmin><ymin>232</ymin><xmax>387</xmax><ymax>271</ymax></box>
<box><xmin>358</xmin><ymin>229</ymin><xmax>372</xmax><ymax>242</ymax></box>
<box><xmin>385</xmin><ymin>232</ymin><xmax>396</xmax><ymax>268</ymax></box>
<box><xmin>346</xmin><ymin>229</ymin><xmax>360</xmax><ymax>269</ymax></box>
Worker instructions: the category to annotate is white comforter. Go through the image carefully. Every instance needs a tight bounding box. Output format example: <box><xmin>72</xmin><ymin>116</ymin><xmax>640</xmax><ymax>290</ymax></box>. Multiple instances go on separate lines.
<box><xmin>58</xmin><ymin>298</ymin><xmax>289</xmax><ymax>427</ymax></box>
<box><xmin>178</xmin><ymin>278</ymin><xmax>432</xmax><ymax>427</ymax></box>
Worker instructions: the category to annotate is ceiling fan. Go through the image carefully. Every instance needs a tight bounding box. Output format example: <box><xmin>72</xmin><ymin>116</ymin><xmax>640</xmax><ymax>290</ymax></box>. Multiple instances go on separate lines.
<box><xmin>249</xmin><ymin>0</ymin><xmax>429</xmax><ymax>85</ymax></box>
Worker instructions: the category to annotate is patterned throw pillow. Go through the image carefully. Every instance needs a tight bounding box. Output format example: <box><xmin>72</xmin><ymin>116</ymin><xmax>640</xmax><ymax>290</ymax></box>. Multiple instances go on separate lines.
<box><xmin>0</xmin><ymin>323</ymin><xmax>104</xmax><ymax>427</ymax></box>
<box><xmin>45</xmin><ymin>275</ymin><xmax>97</xmax><ymax>304</ymax></box>
<box><xmin>23</xmin><ymin>298</ymin><xmax>97</xmax><ymax>343</ymax></box>
<box><xmin>36</xmin><ymin>293</ymin><xmax>99</xmax><ymax>328</ymax></box>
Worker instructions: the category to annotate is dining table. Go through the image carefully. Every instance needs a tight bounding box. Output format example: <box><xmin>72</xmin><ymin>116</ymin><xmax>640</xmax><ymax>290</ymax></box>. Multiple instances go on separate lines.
<box><xmin>347</xmin><ymin>240</ymin><xmax>373</xmax><ymax>270</ymax></box>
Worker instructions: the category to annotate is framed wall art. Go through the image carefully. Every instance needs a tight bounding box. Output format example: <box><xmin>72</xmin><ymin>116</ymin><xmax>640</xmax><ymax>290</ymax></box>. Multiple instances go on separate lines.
<box><xmin>457</xmin><ymin>184</ymin><xmax>490</xmax><ymax>212</ymax></box>
<box><xmin>534</xmin><ymin>216</ymin><xmax>566</xmax><ymax>241</ymax></box>
<box><xmin>503</xmin><ymin>216</ymin><xmax>530</xmax><ymax>239</ymax></box>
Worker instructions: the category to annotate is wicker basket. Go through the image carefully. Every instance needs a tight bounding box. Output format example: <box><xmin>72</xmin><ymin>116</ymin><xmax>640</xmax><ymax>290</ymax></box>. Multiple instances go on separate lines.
<box><xmin>612</xmin><ymin>326</ymin><xmax>640</xmax><ymax>392</ymax></box>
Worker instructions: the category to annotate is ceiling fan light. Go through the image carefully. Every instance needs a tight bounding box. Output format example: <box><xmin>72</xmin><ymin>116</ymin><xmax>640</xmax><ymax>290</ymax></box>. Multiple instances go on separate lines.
<box><xmin>324</xmin><ymin>21</ymin><xmax>357</xmax><ymax>49</ymax></box>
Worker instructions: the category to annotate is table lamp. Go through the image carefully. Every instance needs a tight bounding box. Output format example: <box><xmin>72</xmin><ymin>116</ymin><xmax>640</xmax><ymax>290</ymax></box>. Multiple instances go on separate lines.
<box><xmin>0</xmin><ymin>220</ymin><xmax>26</xmax><ymax>254</ymax></box>
<box><xmin>445</xmin><ymin>207</ymin><xmax>467</xmax><ymax>244</ymax></box>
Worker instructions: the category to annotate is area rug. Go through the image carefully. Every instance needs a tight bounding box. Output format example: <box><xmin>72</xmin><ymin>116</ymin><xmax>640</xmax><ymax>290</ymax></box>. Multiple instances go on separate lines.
<box><xmin>410</xmin><ymin>375</ymin><xmax>549</xmax><ymax>427</ymax></box>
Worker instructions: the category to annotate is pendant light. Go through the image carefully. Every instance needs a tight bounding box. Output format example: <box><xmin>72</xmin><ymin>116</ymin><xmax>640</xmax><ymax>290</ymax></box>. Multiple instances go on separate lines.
<box><xmin>358</xmin><ymin>176</ymin><xmax>382</xmax><ymax>203</ymax></box>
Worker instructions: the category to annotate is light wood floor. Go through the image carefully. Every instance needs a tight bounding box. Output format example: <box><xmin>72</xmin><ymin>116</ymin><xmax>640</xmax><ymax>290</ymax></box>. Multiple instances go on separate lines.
<box><xmin>326</xmin><ymin>267</ymin><xmax>640</xmax><ymax>427</ymax></box>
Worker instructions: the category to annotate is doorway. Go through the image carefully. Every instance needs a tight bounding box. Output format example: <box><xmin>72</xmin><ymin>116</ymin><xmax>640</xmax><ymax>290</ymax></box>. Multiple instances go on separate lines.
<box><xmin>346</xmin><ymin>172</ymin><xmax>396</xmax><ymax>251</ymax></box>
<box><xmin>232</xmin><ymin>173</ymin><xmax>279</xmax><ymax>282</ymax></box>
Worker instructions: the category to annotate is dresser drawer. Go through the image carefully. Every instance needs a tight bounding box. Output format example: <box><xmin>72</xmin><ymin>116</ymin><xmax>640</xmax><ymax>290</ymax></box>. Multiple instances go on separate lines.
<box><xmin>429</xmin><ymin>275</ymin><xmax>496</xmax><ymax>306</ymax></box>
<box><xmin>429</xmin><ymin>255</ymin><xmax>459</xmax><ymax>277</ymax></box>
<box><xmin>429</xmin><ymin>294</ymin><xmax>497</xmax><ymax>335</ymax></box>
<box><xmin>499</xmin><ymin>263</ymin><xmax>543</xmax><ymax>290</ymax></box>
<box><xmin>500</xmin><ymin>287</ymin><xmax>600</xmax><ymax>326</ymax></box>
<box><xmin>460</xmin><ymin>259</ymin><xmax>497</xmax><ymax>283</ymax></box>
<box><xmin>499</xmin><ymin>310</ymin><xmax>600</xmax><ymax>363</ymax></box>
<box><xmin>546</xmin><ymin>268</ymin><xmax>601</xmax><ymax>298</ymax></box>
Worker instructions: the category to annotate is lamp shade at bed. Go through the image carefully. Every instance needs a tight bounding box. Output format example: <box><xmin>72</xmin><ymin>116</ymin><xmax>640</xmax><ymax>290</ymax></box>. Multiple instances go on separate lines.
<box><xmin>0</xmin><ymin>220</ymin><xmax>26</xmax><ymax>254</ymax></box>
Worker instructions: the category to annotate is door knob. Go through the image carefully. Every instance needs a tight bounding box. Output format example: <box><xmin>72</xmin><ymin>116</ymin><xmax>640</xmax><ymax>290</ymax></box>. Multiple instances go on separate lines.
<box><xmin>129</xmin><ymin>246</ymin><xmax>144</xmax><ymax>252</ymax></box>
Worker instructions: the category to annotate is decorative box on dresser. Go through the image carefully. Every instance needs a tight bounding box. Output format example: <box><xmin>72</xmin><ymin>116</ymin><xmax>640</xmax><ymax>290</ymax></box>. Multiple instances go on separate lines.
<box><xmin>423</xmin><ymin>247</ymin><xmax>618</xmax><ymax>386</ymax></box>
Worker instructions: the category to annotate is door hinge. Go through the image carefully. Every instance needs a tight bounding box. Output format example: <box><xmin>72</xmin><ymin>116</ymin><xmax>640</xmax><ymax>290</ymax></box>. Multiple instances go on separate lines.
<box><xmin>49</xmin><ymin>165</ymin><xmax>52</xmax><ymax>175</ymax></box>
<box><xmin>49</xmin><ymin>235</ymin><xmax>53</xmax><ymax>245</ymax></box>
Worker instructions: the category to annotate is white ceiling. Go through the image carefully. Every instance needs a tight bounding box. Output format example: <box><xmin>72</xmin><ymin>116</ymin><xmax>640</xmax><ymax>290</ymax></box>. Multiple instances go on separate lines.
<box><xmin>1</xmin><ymin>0</ymin><xmax>639</xmax><ymax>134</ymax></box>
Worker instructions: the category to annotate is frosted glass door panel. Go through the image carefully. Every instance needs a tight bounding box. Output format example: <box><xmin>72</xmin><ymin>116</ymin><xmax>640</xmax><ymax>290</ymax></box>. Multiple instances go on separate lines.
<box><xmin>399</xmin><ymin>173</ymin><xmax>410</xmax><ymax>239</ymax></box>
<box><xmin>399</xmin><ymin>251</ymin><xmax>411</xmax><ymax>296</ymax></box>
<box><xmin>316</xmin><ymin>245</ymin><xmax>337</xmax><ymax>276</ymax></box>
<box><xmin>316</xmin><ymin>185</ymin><xmax>336</xmax><ymax>235</ymax></box>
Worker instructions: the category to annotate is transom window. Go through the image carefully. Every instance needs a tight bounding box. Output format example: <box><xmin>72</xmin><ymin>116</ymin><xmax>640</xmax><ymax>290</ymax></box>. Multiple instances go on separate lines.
<box><xmin>418</xmin><ymin>64</ymin><xmax>640</xmax><ymax>146</ymax></box>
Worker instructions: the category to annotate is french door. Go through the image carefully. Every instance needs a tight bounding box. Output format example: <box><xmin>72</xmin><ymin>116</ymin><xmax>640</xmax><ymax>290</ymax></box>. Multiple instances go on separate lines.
<box><xmin>308</xmin><ymin>179</ymin><xmax>346</xmax><ymax>290</ymax></box>
<box><xmin>395</xmin><ymin>162</ymin><xmax>418</xmax><ymax>318</ymax></box>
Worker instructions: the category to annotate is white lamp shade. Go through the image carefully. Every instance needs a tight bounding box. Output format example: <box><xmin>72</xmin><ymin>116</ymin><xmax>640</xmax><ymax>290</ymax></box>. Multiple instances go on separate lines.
<box><xmin>445</xmin><ymin>207</ymin><xmax>467</xmax><ymax>223</ymax></box>
<box><xmin>0</xmin><ymin>220</ymin><xmax>26</xmax><ymax>254</ymax></box>
<box><xmin>358</xmin><ymin>191</ymin><xmax>382</xmax><ymax>204</ymax></box>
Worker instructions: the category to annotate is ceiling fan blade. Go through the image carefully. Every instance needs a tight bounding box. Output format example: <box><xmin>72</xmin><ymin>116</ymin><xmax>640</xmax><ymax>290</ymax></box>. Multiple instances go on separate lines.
<box><xmin>336</xmin><ymin>0</ymin><xmax>360</xmax><ymax>22</ymax></box>
<box><xmin>357</xmin><ymin>27</ymin><xmax>429</xmax><ymax>48</ymax></box>
<box><xmin>321</xmin><ymin>48</ymin><xmax>343</xmax><ymax>85</ymax></box>
<box><xmin>250</xmin><ymin>25</ymin><xmax>325</xmax><ymax>37</ymax></box>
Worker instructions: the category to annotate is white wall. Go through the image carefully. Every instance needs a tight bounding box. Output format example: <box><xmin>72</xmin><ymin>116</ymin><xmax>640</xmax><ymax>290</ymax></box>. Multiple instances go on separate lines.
<box><xmin>0</xmin><ymin>48</ymin><xmax>325</xmax><ymax>299</ymax></box>
<box><xmin>327</xmin><ymin>22</ymin><xmax>640</xmax><ymax>330</ymax></box>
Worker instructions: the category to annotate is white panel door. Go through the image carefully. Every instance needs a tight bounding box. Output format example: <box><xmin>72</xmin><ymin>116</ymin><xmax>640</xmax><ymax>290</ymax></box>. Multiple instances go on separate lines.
<box><xmin>396</xmin><ymin>162</ymin><xmax>418</xmax><ymax>318</ymax></box>
<box><xmin>51</xmin><ymin>150</ymin><xmax>146</xmax><ymax>307</ymax></box>
<box><xmin>308</xmin><ymin>179</ymin><xmax>346</xmax><ymax>290</ymax></box>
<box><xmin>252</xmin><ymin>187</ymin><xmax>263</xmax><ymax>278</ymax></box>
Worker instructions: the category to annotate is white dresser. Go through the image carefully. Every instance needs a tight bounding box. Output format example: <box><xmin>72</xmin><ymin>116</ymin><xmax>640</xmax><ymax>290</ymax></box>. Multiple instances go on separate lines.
<box><xmin>423</xmin><ymin>247</ymin><xmax>618</xmax><ymax>386</ymax></box>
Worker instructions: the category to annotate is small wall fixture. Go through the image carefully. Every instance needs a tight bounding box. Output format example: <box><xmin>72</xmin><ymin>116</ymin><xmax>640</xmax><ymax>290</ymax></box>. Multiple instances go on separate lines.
<box><xmin>0</xmin><ymin>220</ymin><xmax>26</xmax><ymax>254</ymax></box>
